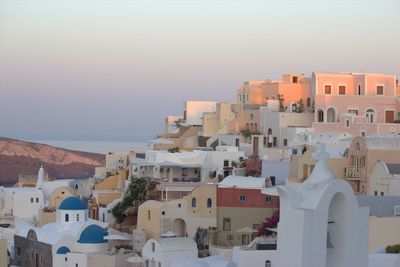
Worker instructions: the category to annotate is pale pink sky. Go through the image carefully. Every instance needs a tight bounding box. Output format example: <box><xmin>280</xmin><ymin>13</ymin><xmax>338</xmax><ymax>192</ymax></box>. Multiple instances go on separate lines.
<box><xmin>0</xmin><ymin>0</ymin><xmax>399</xmax><ymax>141</ymax></box>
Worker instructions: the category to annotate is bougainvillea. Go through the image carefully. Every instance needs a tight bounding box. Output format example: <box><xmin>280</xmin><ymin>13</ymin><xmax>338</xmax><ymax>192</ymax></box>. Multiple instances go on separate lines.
<box><xmin>258</xmin><ymin>210</ymin><xmax>280</xmax><ymax>237</ymax></box>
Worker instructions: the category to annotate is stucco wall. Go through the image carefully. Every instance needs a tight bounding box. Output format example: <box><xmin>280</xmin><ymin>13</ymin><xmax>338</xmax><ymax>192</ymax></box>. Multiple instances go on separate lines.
<box><xmin>369</xmin><ymin>216</ymin><xmax>400</xmax><ymax>252</ymax></box>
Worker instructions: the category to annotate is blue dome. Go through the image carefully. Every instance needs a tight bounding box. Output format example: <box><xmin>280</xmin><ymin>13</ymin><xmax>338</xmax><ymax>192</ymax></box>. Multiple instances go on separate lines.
<box><xmin>56</xmin><ymin>246</ymin><xmax>70</xmax><ymax>254</ymax></box>
<box><xmin>78</xmin><ymin>225</ymin><xmax>108</xmax><ymax>244</ymax></box>
<box><xmin>58</xmin><ymin>196</ymin><xmax>86</xmax><ymax>210</ymax></box>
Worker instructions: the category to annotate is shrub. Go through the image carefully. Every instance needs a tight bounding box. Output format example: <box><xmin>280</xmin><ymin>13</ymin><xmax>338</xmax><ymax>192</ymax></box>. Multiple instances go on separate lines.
<box><xmin>386</xmin><ymin>244</ymin><xmax>400</xmax><ymax>254</ymax></box>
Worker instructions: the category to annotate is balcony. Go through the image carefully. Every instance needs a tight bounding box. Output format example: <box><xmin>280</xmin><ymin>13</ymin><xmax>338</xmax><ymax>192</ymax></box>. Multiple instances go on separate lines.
<box><xmin>345</xmin><ymin>166</ymin><xmax>365</xmax><ymax>180</ymax></box>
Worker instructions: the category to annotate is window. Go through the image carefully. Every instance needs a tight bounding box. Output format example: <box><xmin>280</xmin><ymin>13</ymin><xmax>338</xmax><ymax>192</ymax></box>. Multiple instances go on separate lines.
<box><xmin>292</xmin><ymin>149</ymin><xmax>298</xmax><ymax>155</ymax></box>
<box><xmin>266</xmin><ymin>196</ymin><xmax>273</xmax><ymax>203</ymax></box>
<box><xmin>207</xmin><ymin>198</ymin><xmax>212</xmax><ymax>208</ymax></box>
<box><xmin>178</xmin><ymin>203</ymin><xmax>182</xmax><ymax>208</ymax></box>
<box><xmin>242</xmin><ymin>234</ymin><xmax>250</xmax><ymax>245</ymax></box>
<box><xmin>381</xmin><ymin>192</ymin><xmax>384</xmax><ymax>196</ymax></box>
<box><xmin>265</xmin><ymin>260</ymin><xmax>272</xmax><ymax>267</ymax></box>
<box><xmin>182</xmin><ymin>168</ymin><xmax>188</xmax><ymax>177</ymax></box>
<box><xmin>224</xmin><ymin>160</ymin><xmax>229</xmax><ymax>167</ymax></box>
<box><xmin>317</xmin><ymin>110</ymin><xmax>324</xmax><ymax>122</ymax></box>
<box><xmin>158</xmin><ymin>263</ymin><xmax>161</xmax><ymax>267</ymax></box>
<box><xmin>65</xmin><ymin>257</ymin><xmax>68</xmax><ymax>262</ymax></box>
<box><xmin>254</xmin><ymin>123</ymin><xmax>258</xmax><ymax>131</ymax></box>
<box><xmin>307</xmin><ymin>97</ymin><xmax>311</xmax><ymax>107</ymax></box>
<box><xmin>16</xmin><ymin>246</ymin><xmax>21</xmax><ymax>256</ymax></box>
<box><xmin>223</xmin><ymin>218</ymin><xmax>231</xmax><ymax>231</ymax></box>
<box><xmin>30</xmin><ymin>198</ymin><xmax>34</xmax><ymax>203</ymax></box>
<box><xmin>292</xmin><ymin>76</ymin><xmax>298</xmax><ymax>83</ymax></box>
<box><xmin>361</xmin><ymin>131</ymin><xmax>366</xmax><ymax>137</ymax></box>
<box><xmin>358</xmin><ymin>85</ymin><xmax>361</xmax><ymax>95</ymax></box>
<box><xmin>374</xmin><ymin>191</ymin><xmax>378</xmax><ymax>196</ymax></box>
<box><xmin>76</xmin><ymin>214</ymin><xmax>79</xmax><ymax>221</ymax></box>
<box><xmin>152</xmin><ymin>242</ymin><xmax>155</xmax><ymax>252</ymax></box>
<box><xmin>76</xmin><ymin>263</ymin><xmax>78</xmax><ymax>267</ymax></box>
<box><xmin>339</xmin><ymin>85</ymin><xmax>346</xmax><ymax>95</ymax></box>
<box><xmin>366</xmin><ymin>109</ymin><xmax>375</xmax><ymax>123</ymax></box>
<box><xmin>348</xmin><ymin>109</ymin><xmax>358</xmax><ymax>115</ymax></box>
<box><xmin>324</xmin><ymin>85</ymin><xmax>332</xmax><ymax>94</ymax></box>
<box><xmin>377</xmin><ymin>85</ymin><xmax>384</xmax><ymax>95</ymax></box>
<box><xmin>239</xmin><ymin>195</ymin><xmax>246</xmax><ymax>202</ymax></box>
<box><xmin>283</xmin><ymin>139</ymin><xmax>288</xmax><ymax>146</ymax></box>
<box><xmin>147</xmin><ymin>210</ymin><xmax>151</xmax><ymax>220</ymax></box>
<box><xmin>65</xmin><ymin>213</ymin><xmax>69</xmax><ymax>222</ymax></box>
<box><xmin>192</xmin><ymin>197</ymin><xmax>197</xmax><ymax>208</ymax></box>
<box><xmin>36</xmin><ymin>198</ymin><xmax>39</xmax><ymax>203</ymax></box>
<box><xmin>345</xmin><ymin>119</ymin><xmax>350</xmax><ymax>128</ymax></box>
<box><xmin>250</xmin><ymin>114</ymin><xmax>254</xmax><ymax>121</ymax></box>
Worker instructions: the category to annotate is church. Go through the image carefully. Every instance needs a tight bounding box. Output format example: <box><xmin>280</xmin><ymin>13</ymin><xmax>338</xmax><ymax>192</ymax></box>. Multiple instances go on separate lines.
<box><xmin>13</xmin><ymin>196</ymin><xmax>109</xmax><ymax>267</ymax></box>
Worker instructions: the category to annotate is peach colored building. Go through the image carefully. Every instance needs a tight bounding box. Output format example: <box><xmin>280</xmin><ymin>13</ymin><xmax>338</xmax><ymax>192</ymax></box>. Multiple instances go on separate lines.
<box><xmin>236</xmin><ymin>74</ymin><xmax>312</xmax><ymax>110</ymax></box>
<box><xmin>313</xmin><ymin>72</ymin><xmax>400</xmax><ymax>136</ymax></box>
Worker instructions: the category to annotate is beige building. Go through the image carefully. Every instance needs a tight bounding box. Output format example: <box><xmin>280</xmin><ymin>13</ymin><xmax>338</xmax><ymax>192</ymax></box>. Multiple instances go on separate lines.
<box><xmin>288</xmin><ymin>145</ymin><xmax>347</xmax><ymax>183</ymax></box>
<box><xmin>344</xmin><ymin>136</ymin><xmax>400</xmax><ymax>194</ymax></box>
<box><xmin>136</xmin><ymin>184</ymin><xmax>217</xmax><ymax>240</ymax></box>
<box><xmin>202</xmin><ymin>102</ymin><xmax>235</xmax><ymax>137</ymax></box>
<box><xmin>0</xmin><ymin>237</ymin><xmax>7</xmax><ymax>267</ymax></box>
<box><xmin>369</xmin><ymin>161</ymin><xmax>400</xmax><ymax>196</ymax></box>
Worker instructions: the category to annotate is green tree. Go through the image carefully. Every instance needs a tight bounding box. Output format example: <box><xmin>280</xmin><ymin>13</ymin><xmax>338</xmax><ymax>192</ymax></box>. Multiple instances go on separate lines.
<box><xmin>112</xmin><ymin>177</ymin><xmax>159</xmax><ymax>223</ymax></box>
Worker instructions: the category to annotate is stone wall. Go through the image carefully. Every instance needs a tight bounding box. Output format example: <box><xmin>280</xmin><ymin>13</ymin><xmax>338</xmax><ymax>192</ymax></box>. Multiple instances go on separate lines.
<box><xmin>13</xmin><ymin>235</ymin><xmax>52</xmax><ymax>267</ymax></box>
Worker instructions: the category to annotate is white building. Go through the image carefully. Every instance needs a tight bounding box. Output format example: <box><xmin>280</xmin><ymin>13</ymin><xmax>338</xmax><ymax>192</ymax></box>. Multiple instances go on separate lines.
<box><xmin>369</xmin><ymin>161</ymin><xmax>400</xmax><ymax>196</ymax></box>
<box><xmin>141</xmin><ymin>237</ymin><xmax>198</xmax><ymax>267</ymax></box>
<box><xmin>131</xmin><ymin>147</ymin><xmax>244</xmax><ymax>182</ymax></box>
<box><xmin>0</xmin><ymin>187</ymin><xmax>44</xmax><ymax>220</ymax></box>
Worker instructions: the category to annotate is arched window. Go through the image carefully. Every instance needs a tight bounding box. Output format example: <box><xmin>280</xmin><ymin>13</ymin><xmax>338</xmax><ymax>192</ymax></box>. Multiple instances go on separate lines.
<box><xmin>366</xmin><ymin>109</ymin><xmax>375</xmax><ymax>123</ymax></box>
<box><xmin>192</xmin><ymin>197</ymin><xmax>197</xmax><ymax>208</ymax></box>
<box><xmin>65</xmin><ymin>213</ymin><xmax>69</xmax><ymax>222</ymax></box>
<box><xmin>327</xmin><ymin>108</ymin><xmax>336</xmax><ymax>123</ymax></box>
<box><xmin>317</xmin><ymin>110</ymin><xmax>324</xmax><ymax>122</ymax></box>
<box><xmin>207</xmin><ymin>198</ymin><xmax>212</xmax><ymax>208</ymax></box>
<box><xmin>265</xmin><ymin>260</ymin><xmax>271</xmax><ymax>267</ymax></box>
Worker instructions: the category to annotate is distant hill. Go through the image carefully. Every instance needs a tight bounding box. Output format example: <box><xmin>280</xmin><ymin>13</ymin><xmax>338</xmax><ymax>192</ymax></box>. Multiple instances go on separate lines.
<box><xmin>0</xmin><ymin>137</ymin><xmax>105</xmax><ymax>185</ymax></box>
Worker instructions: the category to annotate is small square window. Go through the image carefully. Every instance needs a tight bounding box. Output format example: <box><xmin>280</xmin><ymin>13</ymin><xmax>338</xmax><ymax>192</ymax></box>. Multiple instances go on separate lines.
<box><xmin>324</xmin><ymin>85</ymin><xmax>332</xmax><ymax>94</ymax></box>
<box><xmin>266</xmin><ymin>196</ymin><xmax>273</xmax><ymax>203</ymax></box>
<box><xmin>380</xmin><ymin>192</ymin><xmax>384</xmax><ymax>196</ymax></box>
<box><xmin>239</xmin><ymin>195</ymin><xmax>246</xmax><ymax>202</ymax></box>
<box><xmin>162</xmin><ymin>211</ymin><xmax>165</xmax><ymax>215</ymax></box>
<box><xmin>178</xmin><ymin>203</ymin><xmax>182</xmax><ymax>208</ymax></box>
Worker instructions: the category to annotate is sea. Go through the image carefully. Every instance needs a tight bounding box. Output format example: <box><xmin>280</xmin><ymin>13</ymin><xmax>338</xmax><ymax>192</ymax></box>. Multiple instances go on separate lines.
<box><xmin>27</xmin><ymin>139</ymin><xmax>149</xmax><ymax>154</ymax></box>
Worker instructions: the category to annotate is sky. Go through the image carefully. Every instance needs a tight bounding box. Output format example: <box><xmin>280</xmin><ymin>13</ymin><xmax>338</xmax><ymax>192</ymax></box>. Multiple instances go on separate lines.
<box><xmin>0</xmin><ymin>0</ymin><xmax>399</xmax><ymax>141</ymax></box>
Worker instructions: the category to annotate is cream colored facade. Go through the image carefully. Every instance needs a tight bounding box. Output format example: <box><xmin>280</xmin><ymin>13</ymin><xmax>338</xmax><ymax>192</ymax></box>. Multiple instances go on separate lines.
<box><xmin>202</xmin><ymin>102</ymin><xmax>235</xmax><ymax>137</ymax></box>
<box><xmin>154</xmin><ymin>125</ymin><xmax>200</xmax><ymax>151</ymax></box>
<box><xmin>214</xmin><ymin>207</ymin><xmax>275</xmax><ymax>247</ymax></box>
<box><xmin>369</xmin><ymin>216</ymin><xmax>400</xmax><ymax>252</ymax></box>
<box><xmin>0</xmin><ymin>238</ymin><xmax>7</xmax><ymax>267</ymax></box>
<box><xmin>369</xmin><ymin>161</ymin><xmax>400</xmax><ymax>196</ymax></box>
<box><xmin>137</xmin><ymin>184</ymin><xmax>217</xmax><ymax>240</ymax></box>
<box><xmin>37</xmin><ymin>210</ymin><xmax>57</xmax><ymax>227</ymax></box>
<box><xmin>288</xmin><ymin>147</ymin><xmax>346</xmax><ymax>183</ymax></box>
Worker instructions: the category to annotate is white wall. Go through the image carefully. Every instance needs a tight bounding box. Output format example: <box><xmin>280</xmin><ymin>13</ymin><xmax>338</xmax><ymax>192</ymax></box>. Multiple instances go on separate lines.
<box><xmin>369</xmin><ymin>162</ymin><xmax>400</xmax><ymax>196</ymax></box>
<box><xmin>232</xmin><ymin>246</ymin><xmax>277</xmax><ymax>267</ymax></box>
<box><xmin>8</xmin><ymin>189</ymin><xmax>44</xmax><ymax>219</ymax></box>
